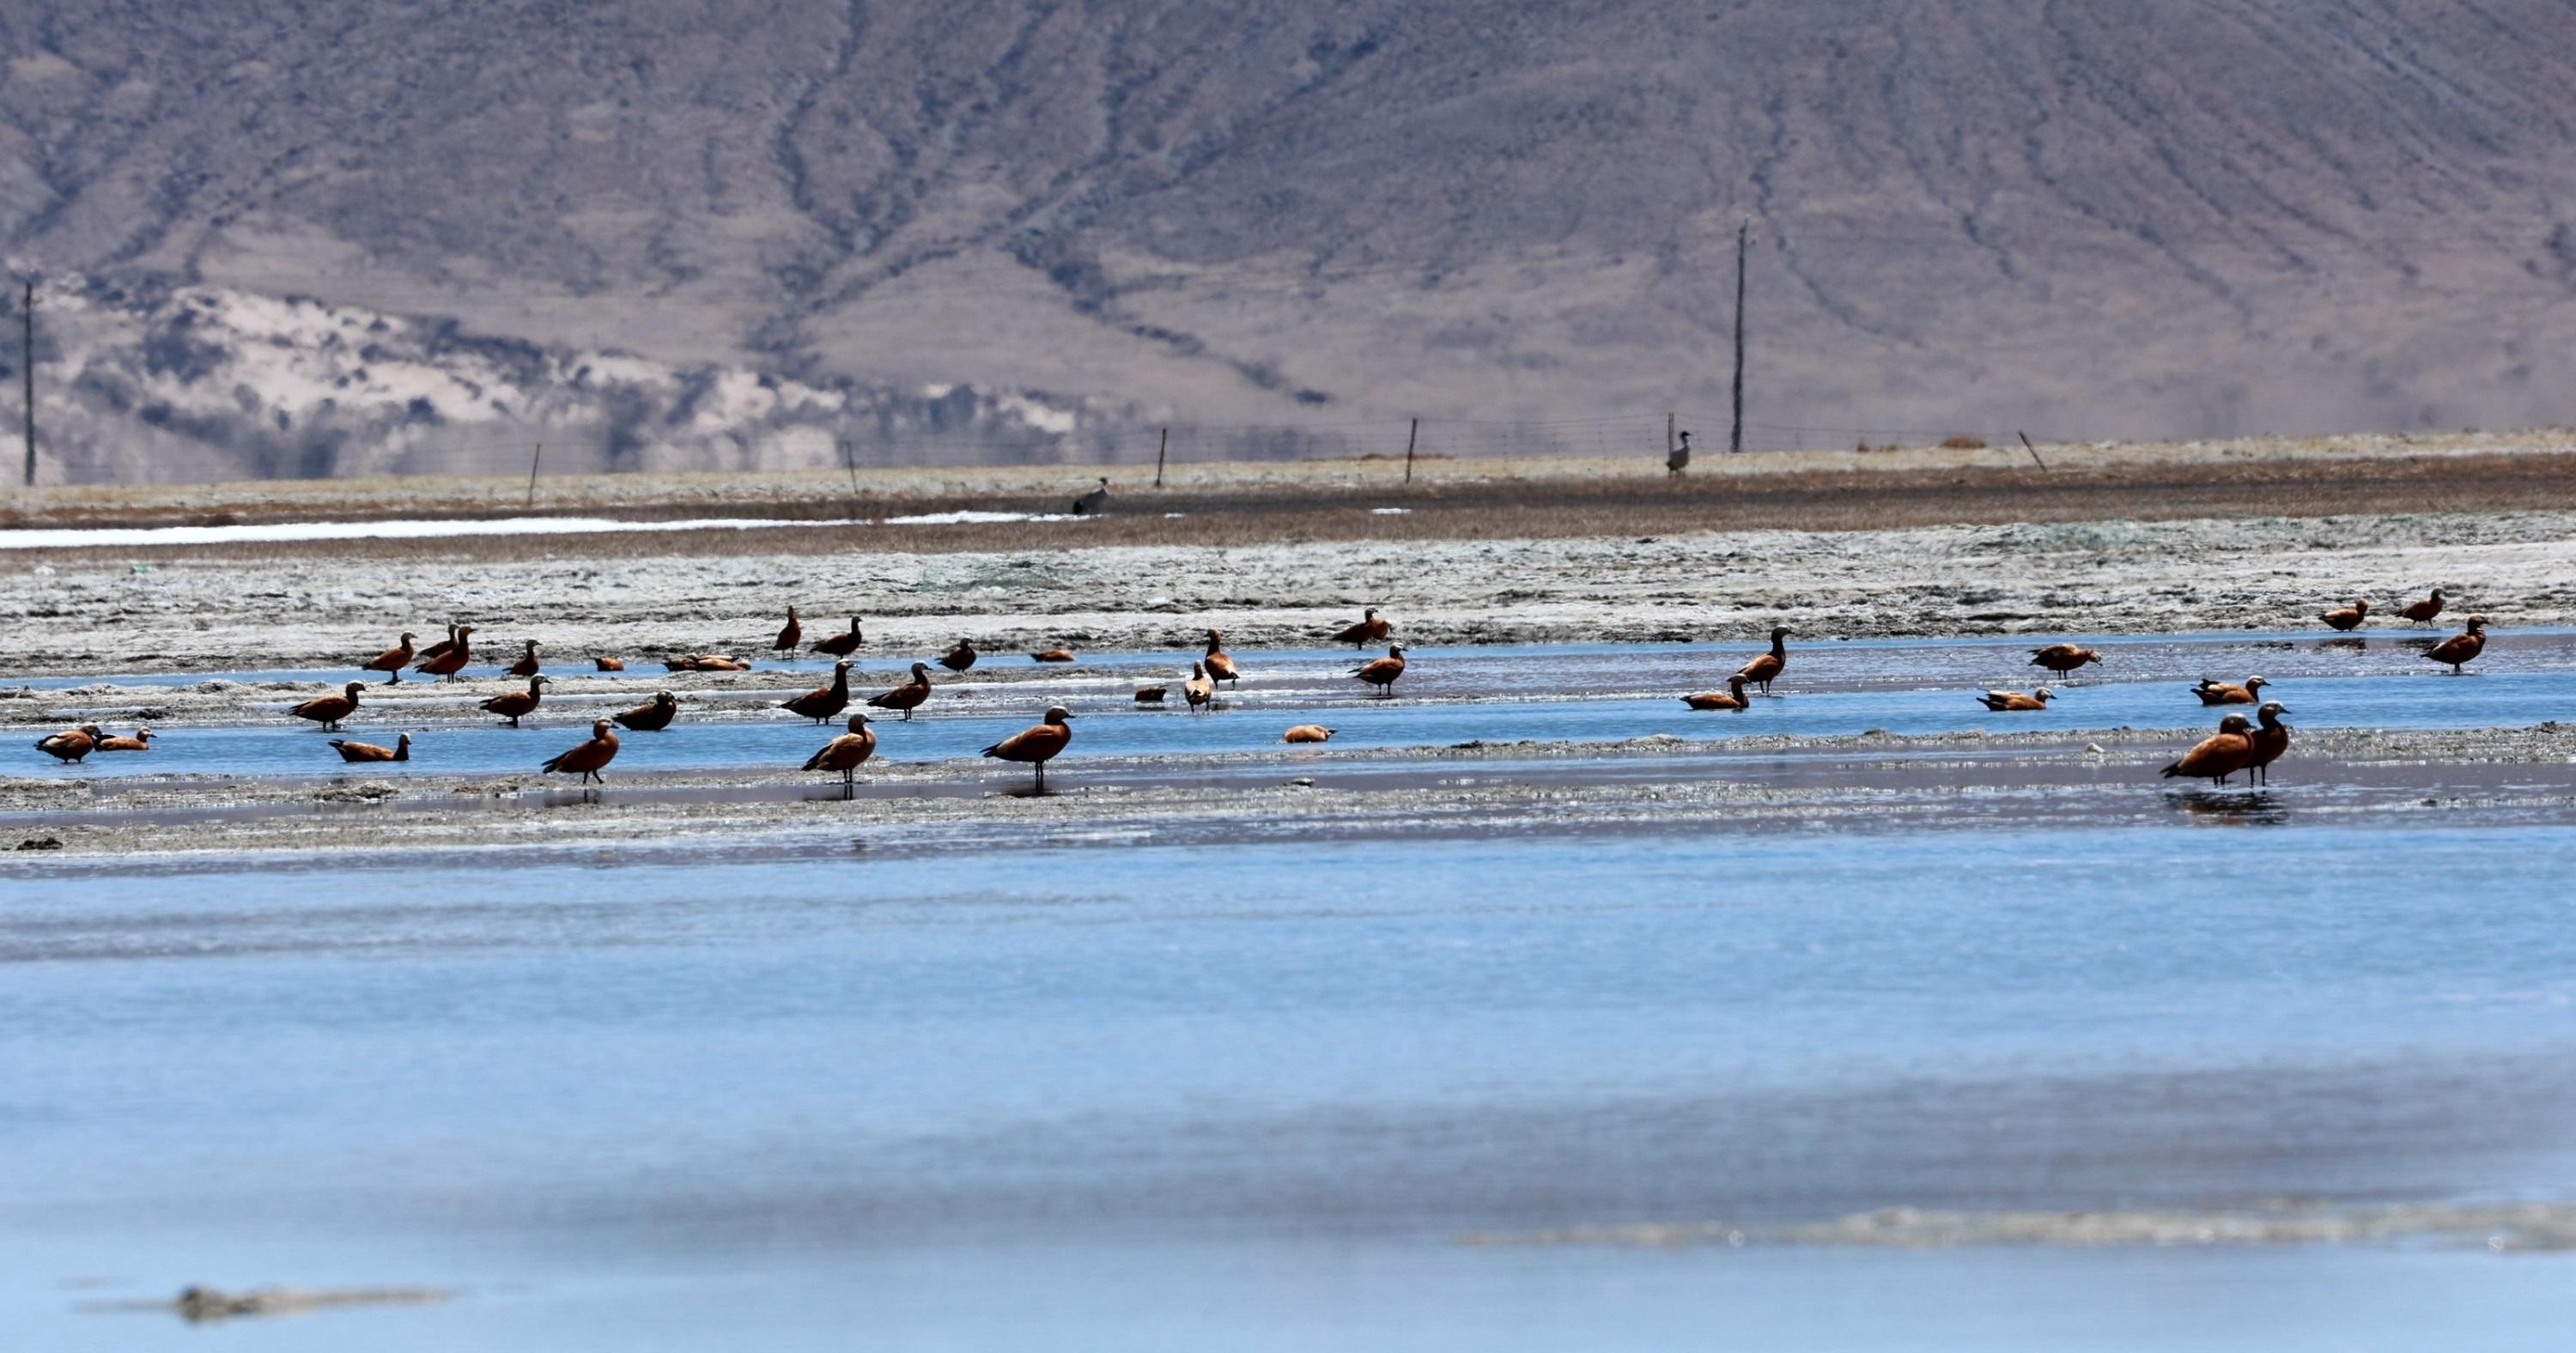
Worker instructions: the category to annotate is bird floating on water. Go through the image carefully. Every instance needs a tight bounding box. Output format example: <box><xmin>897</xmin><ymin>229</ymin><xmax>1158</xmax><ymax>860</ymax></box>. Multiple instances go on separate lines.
<box><xmin>541</xmin><ymin>719</ymin><xmax>620</xmax><ymax>784</ymax></box>
<box><xmin>292</xmin><ymin>682</ymin><xmax>367</xmax><ymax>731</ymax></box>
<box><xmin>1283</xmin><ymin>725</ymin><xmax>1335</xmax><ymax>743</ymax></box>
<box><xmin>1030</xmin><ymin>648</ymin><xmax>1078</xmax><ymax>664</ymax></box>
<box><xmin>1133</xmin><ymin>684</ymin><xmax>1168</xmax><ymax>704</ymax></box>
<box><xmin>664</xmin><ymin>653</ymin><xmax>750</xmax><ymax>672</ymax></box>
<box><xmin>982</xmin><ymin>705</ymin><xmax>1074</xmax><ymax>789</ymax></box>
<box><xmin>866</xmin><ymin>662</ymin><xmax>935</xmax><ymax>720</ymax></box>
<box><xmin>2192</xmin><ymin>675</ymin><xmax>2269</xmax><ymax>706</ymax></box>
<box><xmin>595</xmin><ymin>655</ymin><xmax>625</xmax><ymax>671</ymax></box>
<box><xmin>1683</xmin><ymin>676</ymin><xmax>1752</xmax><ymax>710</ymax></box>
<box><xmin>2160</xmin><ymin>713</ymin><xmax>2257</xmax><ymax>786</ymax></box>
<box><xmin>1978</xmin><ymin>687</ymin><xmax>2054</xmax><ymax>711</ymax></box>
<box><xmin>612</xmin><ymin>690</ymin><xmax>679</xmax><ymax>731</ymax></box>
<box><xmin>2426</xmin><ymin>615</ymin><xmax>2488</xmax><ymax>674</ymax></box>
<box><xmin>331</xmin><ymin>732</ymin><xmax>410</xmax><ymax>763</ymax></box>
<box><xmin>93</xmin><ymin>728</ymin><xmax>154</xmax><ymax>752</ymax></box>
<box><xmin>363</xmin><ymin>631</ymin><xmax>416</xmax><ymax>684</ymax></box>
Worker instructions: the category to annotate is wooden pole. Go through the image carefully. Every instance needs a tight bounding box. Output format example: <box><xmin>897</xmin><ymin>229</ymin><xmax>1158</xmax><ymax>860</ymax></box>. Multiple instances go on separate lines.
<box><xmin>1729</xmin><ymin>219</ymin><xmax>1747</xmax><ymax>455</ymax></box>
<box><xmin>525</xmin><ymin>442</ymin><xmax>543</xmax><ymax>507</ymax></box>
<box><xmin>1154</xmin><ymin>426</ymin><xmax>1167</xmax><ymax>488</ymax></box>
<box><xmin>841</xmin><ymin>437</ymin><xmax>860</xmax><ymax>501</ymax></box>
<box><xmin>1403</xmin><ymin>417</ymin><xmax>1418</xmax><ymax>483</ymax></box>
<box><xmin>2017</xmin><ymin>430</ymin><xmax>2048</xmax><ymax>470</ymax></box>
<box><xmin>19</xmin><ymin>277</ymin><xmax>33</xmax><ymax>488</ymax></box>
<box><xmin>1666</xmin><ymin>410</ymin><xmax>1675</xmax><ymax>463</ymax></box>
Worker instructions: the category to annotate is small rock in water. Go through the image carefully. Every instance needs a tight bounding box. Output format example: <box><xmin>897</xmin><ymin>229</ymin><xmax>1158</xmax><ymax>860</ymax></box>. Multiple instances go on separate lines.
<box><xmin>15</xmin><ymin>836</ymin><xmax>63</xmax><ymax>851</ymax></box>
<box><xmin>1288</xmin><ymin>777</ymin><xmax>1315</xmax><ymax>787</ymax></box>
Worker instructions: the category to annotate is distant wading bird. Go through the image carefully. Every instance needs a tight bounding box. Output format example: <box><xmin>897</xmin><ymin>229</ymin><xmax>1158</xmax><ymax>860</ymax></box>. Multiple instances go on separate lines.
<box><xmin>331</xmin><ymin>732</ymin><xmax>410</xmax><ymax>763</ymax></box>
<box><xmin>414</xmin><ymin>625</ymin><xmax>475</xmax><ymax>682</ymax></box>
<box><xmin>507</xmin><ymin>640</ymin><xmax>543</xmax><ymax>678</ymax></box>
<box><xmin>2029</xmin><ymin>644</ymin><xmax>2102</xmax><ymax>679</ymax></box>
<box><xmin>2426</xmin><ymin>615</ymin><xmax>2488</xmax><ymax>674</ymax></box>
<box><xmin>363</xmin><ymin>631</ymin><xmax>417</xmax><ymax>684</ymax></box>
<box><xmin>292</xmin><ymin>682</ymin><xmax>367</xmax><ymax>731</ymax></box>
<box><xmin>2319</xmin><ymin>598</ymin><xmax>2369</xmax><ymax>632</ymax></box>
<box><xmin>480</xmin><ymin>675</ymin><xmax>551</xmax><ymax>727</ymax></box>
<box><xmin>2400</xmin><ymin>588</ymin><xmax>2446</xmax><ymax>628</ymax></box>
<box><xmin>1201</xmin><ymin>630</ymin><xmax>1240</xmax><ymax>688</ymax></box>
<box><xmin>1736</xmin><ymin>626</ymin><xmax>1793</xmax><ymax>694</ymax></box>
<box><xmin>1978</xmin><ymin>687</ymin><xmax>2054</xmax><ymax>712</ymax></box>
<box><xmin>939</xmin><ymin>639</ymin><xmax>978</xmax><ymax>671</ymax></box>
<box><xmin>802</xmin><ymin>713</ymin><xmax>878</xmax><ymax>788</ymax></box>
<box><xmin>866</xmin><ymin>662</ymin><xmax>935</xmax><ymax>720</ymax></box>
<box><xmin>1683</xmin><ymin>676</ymin><xmax>1752</xmax><ymax>710</ymax></box>
<box><xmin>983</xmin><ymin>705</ymin><xmax>1074</xmax><ymax>789</ymax></box>
<box><xmin>2247</xmin><ymin>701</ymin><xmax>2292</xmax><ymax>786</ymax></box>
<box><xmin>541</xmin><ymin>719</ymin><xmax>620</xmax><ymax>784</ymax></box>
<box><xmin>783</xmin><ymin>660</ymin><xmax>854</xmax><ymax>723</ymax></box>
<box><xmin>2160</xmin><ymin>713</ymin><xmax>2257</xmax><ymax>786</ymax></box>
<box><xmin>2192</xmin><ymin>675</ymin><xmax>2269</xmax><ymax>707</ymax></box>
<box><xmin>1072</xmin><ymin>478</ymin><xmax>1110</xmax><ymax>515</ymax></box>
<box><xmin>773</xmin><ymin>606</ymin><xmax>802</xmax><ymax>654</ymax></box>
<box><xmin>612</xmin><ymin>690</ymin><xmax>679</xmax><ymax>731</ymax></box>
<box><xmin>1352</xmin><ymin>644</ymin><xmax>1407</xmax><ymax>695</ymax></box>
<box><xmin>1333</xmin><ymin>608</ymin><xmax>1392</xmax><ymax>648</ymax></box>
<box><xmin>811</xmin><ymin>616</ymin><xmax>864</xmax><ymax>658</ymax></box>
<box><xmin>1668</xmin><ymin>429</ymin><xmax>1692</xmax><ymax>476</ymax></box>
<box><xmin>35</xmin><ymin>724</ymin><xmax>105</xmax><ymax>762</ymax></box>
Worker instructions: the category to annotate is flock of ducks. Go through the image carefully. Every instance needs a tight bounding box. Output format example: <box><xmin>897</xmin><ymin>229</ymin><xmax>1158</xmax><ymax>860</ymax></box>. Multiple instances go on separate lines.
<box><xmin>28</xmin><ymin>585</ymin><xmax>2498</xmax><ymax>793</ymax></box>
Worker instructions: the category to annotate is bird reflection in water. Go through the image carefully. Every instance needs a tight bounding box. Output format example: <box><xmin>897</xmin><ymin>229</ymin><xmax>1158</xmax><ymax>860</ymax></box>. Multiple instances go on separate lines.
<box><xmin>2169</xmin><ymin>790</ymin><xmax>2287</xmax><ymax>825</ymax></box>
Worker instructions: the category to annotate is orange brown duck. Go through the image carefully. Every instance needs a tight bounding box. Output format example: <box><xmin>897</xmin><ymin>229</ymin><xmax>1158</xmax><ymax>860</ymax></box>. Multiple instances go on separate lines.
<box><xmin>479</xmin><ymin>675</ymin><xmax>551</xmax><ymax>727</ymax></box>
<box><xmin>507</xmin><ymin>640</ymin><xmax>543</xmax><ymax>678</ymax></box>
<box><xmin>1200</xmin><ymin>630</ymin><xmax>1241</xmax><ymax>688</ymax></box>
<box><xmin>1030</xmin><ymin>649</ymin><xmax>1078</xmax><ymax>664</ymax></box>
<box><xmin>2191</xmin><ymin>675</ymin><xmax>2269</xmax><ymax>706</ymax></box>
<box><xmin>2318</xmin><ymin>598</ymin><xmax>2369</xmax><ymax>632</ymax></box>
<box><xmin>1978</xmin><ymin>686</ymin><xmax>2054</xmax><ymax>712</ymax></box>
<box><xmin>1682</xmin><ymin>675</ymin><xmax>1752</xmax><ymax>710</ymax></box>
<box><xmin>541</xmin><ymin>719</ymin><xmax>620</xmax><ymax>784</ymax></box>
<box><xmin>801</xmin><ymin>713</ymin><xmax>878</xmax><ymax>787</ymax></box>
<box><xmin>1283</xmin><ymin>725</ymin><xmax>1335</xmax><ymax>743</ymax></box>
<box><xmin>938</xmin><ymin>639</ymin><xmax>978</xmax><ymax>672</ymax></box>
<box><xmin>773</xmin><ymin>605</ymin><xmax>803</xmax><ymax>654</ymax></box>
<box><xmin>783</xmin><ymin>660</ymin><xmax>854</xmax><ymax>723</ymax></box>
<box><xmin>330</xmin><ymin>732</ymin><xmax>410</xmax><ymax>763</ymax></box>
<box><xmin>34</xmin><ymin>724</ymin><xmax>106</xmax><ymax>762</ymax></box>
<box><xmin>595</xmin><ymin>656</ymin><xmax>626</xmax><ymax>671</ymax></box>
<box><xmin>810</xmin><ymin>616</ymin><xmax>864</xmax><ymax>658</ymax></box>
<box><xmin>1133</xmin><ymin>684</ymin><xmax>1168</xmax><ymax>704</ymax></box>
<box><xmin>292</xmin><ymin>682</ymin><xmax>367</xmax><ymax>731</ymax></box>
<box><xmin>1352</xmin><ymin>644</ymin><xmax>1406</xmax><ymax>696</ymax></box>
<box><xmin>1735</xmin><ymin>626</ymin><xmax>1793</xmax><ymax>694</ymax></box>
<box><xmin>2160</xmin><ymin>713</ymin><xmax>2257</xmax><ymax>786</ymax></box>
<box><xmin>1184</xmin><ymin>661</ymin><xmax>1215</xmax><ymax>712</ymax></box>
<box><xmin>363</xmin><ymin>631</ymin><xmax>417</xmax><ymax>684</ymax></box>
<box><xmin>2247</xmin><ymin>700</ymin><xmax>2292</xmax><ymax>786</ymax></box>
<box><xmin>1332</xmin><ymin>608</ymin><xmax>1392</xmax><ymax>648</ymax></box>
<box><xmin>416</xmin><ymin>623</ymin><xmax>462</xmax><ymax>664</ymax></box>
<box><xmin>93</xmin><ymin>728</ymin><xmax>154</xmax><ymax>752</ymax></box>
<box><xmin>982</xmin><ymin>705</ymin><xmax>1074</xmax><ymax>789</ymax></box>
<box><xmin>2028</xmin><ymin>643</ymin><xmax>2102</xmax><ymax>678</ymax></box>
<box><xmin>866</xmin><ymin>662</ymin><xmax>935</xmax><ymax>720</ymax></box>
<box><xmin>664</xmin><ymin>653</ymin><xmax>750</xmax><ymax>672</ymax></box>
<box><xmin>612</xmin><ymin>690</ymin><xmax>679</xmax><ymax>731</ymax></box>
<box><xmin>414</xmin><ymin>625</ymin><xmax>475</xmax><ymax>682</ymax></box>
<box><xmin>2426</xmin><ymin>615</ymin><xmax>2488</xmax><ymax>674</ymax></box>
<box><xmin>2399</xmin><ymin>588</ymin><xmax>2446</xmax><ymax>628</ymax></box>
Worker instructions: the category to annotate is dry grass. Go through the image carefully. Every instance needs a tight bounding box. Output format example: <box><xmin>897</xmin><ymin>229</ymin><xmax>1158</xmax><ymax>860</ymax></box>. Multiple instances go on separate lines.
<box><xmin>9</xmin><ymin>446</ymin><xmax>2576</xmax><ymax>567</ymax></box>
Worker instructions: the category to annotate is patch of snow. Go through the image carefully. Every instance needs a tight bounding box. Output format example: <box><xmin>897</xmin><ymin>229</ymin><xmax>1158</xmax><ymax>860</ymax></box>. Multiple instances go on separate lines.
<box><xmin>0</xmin><ymin>517</ymin><xmax>868</xmax><ymax>549</ymax></box>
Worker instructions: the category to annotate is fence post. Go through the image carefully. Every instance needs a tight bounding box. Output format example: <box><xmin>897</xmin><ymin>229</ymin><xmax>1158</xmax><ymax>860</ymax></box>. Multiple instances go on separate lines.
<box><xmin>2017</xmin><ymin>430</ymin><xmax>2048</xmax><ymax>470</ymax></box>
<box><xmin>525</xmin><ymin>443</ymin><xmax>542</xmax><ymax>507</ymax></box>
<box><xmin>1155</xmin><ymin>427</ymin><xmax>1168</xmax><ymax>488</ymax></box>
<box><xmin>1403</xmin><ymin>417</ymin><xmax>1418</xmax><ymax>484</ymax></box>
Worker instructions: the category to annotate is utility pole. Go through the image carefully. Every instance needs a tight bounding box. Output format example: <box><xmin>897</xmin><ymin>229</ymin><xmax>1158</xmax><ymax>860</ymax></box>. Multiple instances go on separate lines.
<box><xmin>1154</xmin><ymin>426</ymin><xmax>1168</xmax><ymax>488</ymax></box>
<box><xmin>841</xmin><ymin>437</ymin><xmax>860</xmax><ymax>504</ymax></box>
<box><xmin>1730</xmin><ymin>219</ymin><xmax>1747</xmax><ymax>455</ymax></box>
<box><xmin>1402</xmin><ymin>417</ymin><xmax>1419</xmax><ymax>483</ymax></box>
<box><xmin>525</xmin><ymin>442</ymin><xmax>543</xmax><ymax>508</ymax></box>
<box><xmin>20</xmin><ymin>276</ymin><xmax>33</xmax><ymax>488</ymax></box>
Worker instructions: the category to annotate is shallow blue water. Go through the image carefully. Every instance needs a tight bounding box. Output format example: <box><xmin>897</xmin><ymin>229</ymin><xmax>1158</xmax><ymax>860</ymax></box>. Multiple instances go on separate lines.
<box><xmin>7</xmin><ymin>828</ymin><xmax>2576</xmax><ymax>1349</ymax></box>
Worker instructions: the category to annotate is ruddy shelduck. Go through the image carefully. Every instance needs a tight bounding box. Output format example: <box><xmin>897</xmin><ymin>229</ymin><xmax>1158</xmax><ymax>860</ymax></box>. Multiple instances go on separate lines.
<box><xmin>866</xmin><ymin>662</ymin><xmax>934</xmax><ymax>720</ymax></box>
<box><xmin>801</xmin><ymin>713</ymin><xmax>878</xmax><ymax>787</ymax></box>
<box><xmin>292</xmin><ymin>682</ymin><xmax>367</xmax><ymax>731</ymax></box>
<box><xmin>93</xmin><ymin>728</ymin><xmax>154</xmax><ymax>752</ymax></box>
<box><xmin>2191</xmin><ymin>676</ymin><xmax>2269</xmax><ymax>706</ymax></box>
<box><xmin>2160</xmin><ymin>713</ymin><xmax>2257</xmax><ymax>786</ymax></box>
<box><xmin>663</xmin><ymin>653</ymin><xmax>750</xmax><ymax>672</ymax></box>
<box><xmin>1332</xmin><ymin>608</ymin><xmax>1392</xmax><ymax>647</ymax></box>
<box><xmin>612</xmin><ymin>690</ymin><xmax>679</xmax><ymax>731</ymax></box>
<box><xmin>783</xmin><ymin>660</ymin><xmax>854</xmax><ymax>723</ymax></box>
<box><xmin>1184</xmin><ymin>661</ymin><xmax>1215</xmax><ymax>712</ymax></box>
<box><xmin>810</xmin><ymin>616</ymin><xmax>864</xmax><ymax>658</ymax></box>
<box><xmin>2426</xmin><ymin>615</ymin><xmax>2488</xmax><ymax>673</ymax></box>
<box><xmin>1030</xmin><ymin>648</ymin><xmax>1078</xmax><ymax>664</ymax></box>
<box><xmin>541</xmin><ymin>719</ymin><xmax>620</xmax><ymax>784</ymax></box>
<box><xmin>2247</xmin><ymin>701</ymin><xmax>2292</xmax><ymax>786</ymax></box>
<box><xmin>363</xmin><ymin>631</ymin><xmax>416</xmax><ymax>684</ymax></box>
<box><xmin>938</xmin><ymin>639</ymin><xmax>978</xmax><ymax>672</ymax></box>
<box><xmin>2319</xmin><ymin>598</ymin><xmax>2369</xmax><ymax>632</ymax></box>
<box><xmin>1283</xmin><ymin>725</ymin><xmax>1335</xmax><ymax>743</ymax></box>
<box><xmin>1978</xmin><ymin>686</ymin><xmax>2054</xmax><ymax>712</ymax></box>
<box><xmin>34</xmin><ymin>724</ymin><xmax>105</xmax><ymax>762</ymax></box>
<box><xmin>331</xmin><ymin>732</ymin><xmax>410</xmax><ymax>763</ymax></box>
<box><xmin>773</xmin><ymin>605</ymin><xmax>802</xmax><ymax>653</ymax></box>
<box><xmin>2400</xmin><ymin>588</ymin><xmax>2446</xmax><ymax>627</ymax></box>
<box><xmin>1201</xmin><ymin>630</ymin><xmax>1240</xmax><ymax>688</ymax></box>
<box><xmin>1736</xmin><ymin>626</ymin><xmax>1793</xmax><ymax>694</ymax></box>
<box><xmin>1682</xmin><ymin>676</ymin><xmax>1753</xmax><ymax>710</ymax></box>
<box><xmin>1133</xmin><ymin>684</ymin><xmax>1168</xmax><ymax>704</ymax></box>
<box><xmin>480</xmin><ymin>675</ymin><xmax>551</xmax><ymax>727</ymax></box>
<box><xmin>507</xmin><ymin>640</ymin><xmax>543</xmax><ymax>678</ymax></box>
<box><xmin>2029</xmin><ymin>643</ymin><xmax>2102</xmax><ymax>677</ymax></box>
<box><xmin>414</xmin><ymin>625</ymin><xmax>475</xmax><ymax>682</ymax></box>
<box><xmin>416</xmin><ymin>623</ymin><xmax>462</xmax><ymax>664</ymax></box>
<box><xmin>1352</xmin><ymin>644</ymin><xmax>1406</xmax><ymax>695</ymax></box>
<box><xmin>595</xmin><ymin>656</ymin><xmax>626</xmax><ymax>671</ymax></box>
<box><xmin>982</xmin><ymin>705</ymin><xmax>1074</xmax><ymax>789</ymax></box>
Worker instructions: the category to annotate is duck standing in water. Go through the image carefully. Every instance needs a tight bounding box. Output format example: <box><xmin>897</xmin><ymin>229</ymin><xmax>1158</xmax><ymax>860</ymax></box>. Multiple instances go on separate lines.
<box><xmin>541</xmin><ymin>719</ymin><xmax>621</xmax><ymax>784</ymax></box>
<box><xmin>2425</xmin><ymin>616</ymin><xmax>2488</xmax><ymax>674</ymax></box>
<box><xmin>983</xmin><ymin>706</ymin><xmax>1074</xmax><ymax>789</ymax></box>
<box><xmin>802</xmin><ymin>713</ymin><xmax>878</xmax><ymax>788</ymax></box>
<box><xmin>2247</xmin><ymin>701</ymin><xmax>2292</xmax><ymax>786</ymax></box>
<box><xmin>1736</xmin><ymin>626</ymin><xmax>1793</xmax><ymax>694</ymax></box>
<box><xmin>2160</xmin><ymin>713</ymin><xmax>2257</xmax><ymax>786</ymax></box>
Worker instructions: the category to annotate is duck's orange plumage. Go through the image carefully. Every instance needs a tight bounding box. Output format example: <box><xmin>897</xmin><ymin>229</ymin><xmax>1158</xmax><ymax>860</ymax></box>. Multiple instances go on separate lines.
<box><xmin>783</xmin><ymin>660</ymin><xmax>854</xmax><ymax>723</ymax></box>
<box><xmin>1978</xmin><ymin>686</ymin><xmax>2053</xmax><ymax>711</ymax></box>
<box><xmin>2247</xmin><ymin>701</ymin><xmax>2292</xmax><ymax>786</ymax></box>
<box><xmin>773</xmin><ymin>605</ymin><xmax>803</xmax><ymax>653</ymax></box>
<box><xmin>1683</xmin><ymin>675</ymin><xmax>1752</xmax><ymax>710</ymax></box>
<box><xmin>801</xmin><ymin>713</ymin><xmax>878</xmax><ymax>786</ymax></box>
<box><xmin>414</xmin><ymin>625</ymin><xmax>475</xmax><ymax>682</ymax></box>
<box><xmin>541</xmin><ymin>719</ymin><xmax>620</xmax><ymax>783</ymax></box>
<box><xmin>480</xmin><ymin>675</ymin><xmax>550</xmax><ymax>726</ymax></box>
<box><xmin>1736</xmin><ymin>626</ymin><xmax>1794</xmax><ymax>692</ymax></box>
<box><xmin>1352</xmin><ymin>644</ymin><xmax>1406</xmax><ymax>695</ymax></box>
<box><xmin>866</xmin><ymin>662</ymin><xmax>935</xmax><ymax>720</ymax></box>
<box><xmin>2319</xmin><ymin>598</ymin><xmax>2368</xmax><ymax>631</ymax></box>
<box><xmin>331</xmin><ymin>732</ymin><xmax>410</xmax><ymax>763</ymax></box>
<box><xmin>292</xmin><ymin>682</ymin><xmax>367</xmax><ymax>731</ymax></box>
<box><xmin>810</xmin><ymin>616</ymin><xmax>864</xmax><ymax>658</ymax></box>
<box><xmin>2426</xmin><ymin>615</ymin><xmax>2488</xmax><ymax>673</ymax></box>
<box><xmin>982</xmin><ymin>706</ymin><xmax>1074</xmax><ymax>788</ymax></box>
<box><xmin>612</xmin><ymin>690</ymin><xmax>678</xmax><ymax>731</ymax></box>
<box><xmin>2160</xmin><ymin>713</ymin><xmax>2257</xmax><ymax>785</ymax></box>
<box><xmin>2028</xmin><ymin>643</ymin><xmax>2101</xmax><ymax>676</ymax></box>
<box><xmin>363</xmin><ymin>631</ymin><xmax>416</xmax><ymax>684</ymax></box>
<box><xmin>1332</xmin><ymin>608</ymin><xmax>1391</xmax><ymax>647</ymax></box>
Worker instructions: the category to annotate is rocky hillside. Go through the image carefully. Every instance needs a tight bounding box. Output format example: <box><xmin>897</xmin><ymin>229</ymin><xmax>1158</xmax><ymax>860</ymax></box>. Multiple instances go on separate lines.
<box><xmin>3</xmin><ymin>1</ymin><xmax>2573</xmax><ymax>481</ymax></box>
